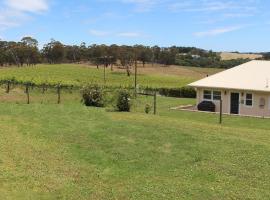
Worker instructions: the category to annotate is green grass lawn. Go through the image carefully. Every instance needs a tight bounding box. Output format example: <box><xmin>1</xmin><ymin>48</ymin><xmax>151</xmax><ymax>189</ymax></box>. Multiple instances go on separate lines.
<box><xmin>1</xmin><ymin>65</ymin><xmax>269</xmax><ymax>199</ymax></box>
<box><xmin>0</xmin><ymin>64</ymin><xmax>195</xmax><ymax>88</ymax></box>
<box><xmin>0</xmin><ymin>92</ymin><xmax>270</xmax><ymax>199</ymax></box>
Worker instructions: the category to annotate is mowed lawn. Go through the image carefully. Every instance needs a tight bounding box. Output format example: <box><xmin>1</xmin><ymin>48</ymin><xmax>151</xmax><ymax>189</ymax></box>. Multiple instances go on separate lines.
<box><xmin>0</xmin><ymin>64</ymin><xmax>198</xmax><ymax>88</ymax></box>
<box><xmin>0</xmin><ymin>96</ymin><xmax>270</xmax><ymax>199</ymax></box>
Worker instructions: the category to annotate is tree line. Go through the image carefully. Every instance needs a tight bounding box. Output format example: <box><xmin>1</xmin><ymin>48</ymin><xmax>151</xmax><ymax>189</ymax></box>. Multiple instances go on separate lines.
<box><xmin>0</xmin><ymin>37</ymin><xmax>250</xmax><ymax>69</ymax></box>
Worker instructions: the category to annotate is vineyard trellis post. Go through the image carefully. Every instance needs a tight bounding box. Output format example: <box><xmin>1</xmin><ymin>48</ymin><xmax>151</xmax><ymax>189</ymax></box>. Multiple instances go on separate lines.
<box><xmin>25</xmin><ymin>84</ymin><xmax>30</xmax><ymax>104</ymax></box>
<box><xmin>57</xmin><ymin>84</ymin><xmax>61</xmax><ymax>104</ymax></box>
<box><xmin>134</xmin><ymin>58</ymin><xmax>138</xmax><ymax>98</ymax></box>
<box><xmin>42</xmin><ymin>83</ymin><xmax>46</xmax><ymax>94</ymax></box>
<box><xmin>103</xmin><ymin>65</ymin><xmax>106</xmax><ymax>85</ymax></box>
<box><xmin>6</xmin><ymin>81</ymin><xmax>10</xmax><ymax>93</ymax></box>
<box><xmin>154</xmin><ymin>91</ymin><xmax>157</xmax><ymax>115</ymax></box>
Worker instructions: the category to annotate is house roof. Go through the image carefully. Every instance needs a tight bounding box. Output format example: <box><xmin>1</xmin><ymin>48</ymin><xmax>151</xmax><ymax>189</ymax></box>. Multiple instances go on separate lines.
<box><xmin>189</xmin><ymin>60</ymin><xmax>270</xmax><ymax>92</ymax></box>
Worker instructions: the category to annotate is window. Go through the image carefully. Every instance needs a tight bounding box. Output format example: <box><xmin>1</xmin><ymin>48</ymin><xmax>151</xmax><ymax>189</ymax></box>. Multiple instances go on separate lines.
<box><xmin>213</xmin><ymin>91</ymin><xmax>221</xmax><ymax>100</ymax></box>
<box><xmin>203</xmin><ymin>90</ymin><xmax>212</xmax><ymax>100</ymax></box>
<box><xmin>245</xmin><ymin>93</ymin><xmax>253</xmax><ymax>106</ymax></box>
<box><xmin>203</xmin><ymin>90</ymin><xmax>221</xmax><ymax>100</ymax></box>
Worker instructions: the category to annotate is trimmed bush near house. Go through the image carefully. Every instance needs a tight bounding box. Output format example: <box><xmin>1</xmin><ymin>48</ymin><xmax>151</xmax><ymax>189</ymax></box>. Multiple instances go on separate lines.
<box><xmin>180</xmin><ymin>87</ymin><xmax>196</xmax><ymax>98</ymax></box>
<box><xmin>116</xmin><ymin>89</ymin><xmax>131</xmax><ymax>112</ymax></box>
<box><xmin>158</xmin><ymin>87</ymin><xmax>196</xmax><ymax>98</ymax></box>
<box><xmin>81</xmin><ymin>84</ymin><xmax>104</xmax><ymax>107</ymax></box>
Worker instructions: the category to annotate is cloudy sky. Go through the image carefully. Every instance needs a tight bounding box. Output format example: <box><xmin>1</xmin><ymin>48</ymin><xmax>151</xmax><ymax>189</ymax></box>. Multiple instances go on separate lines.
<box><xmin>0</xmin><ymin>0</ymin><xmax>269</xmax><ymax>52</ymax></box>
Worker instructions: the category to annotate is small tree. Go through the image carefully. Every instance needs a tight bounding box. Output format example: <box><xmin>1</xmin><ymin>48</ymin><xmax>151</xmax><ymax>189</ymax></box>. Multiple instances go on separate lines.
<box><xmin>116</xmin><ymin>89</ymin><xmax>131</xmax><ymax>112</ymax></box>
<box><xmin>81</xmin><ymin>85</ymin><xmax>104</xmax><ymax>107</ymax></box>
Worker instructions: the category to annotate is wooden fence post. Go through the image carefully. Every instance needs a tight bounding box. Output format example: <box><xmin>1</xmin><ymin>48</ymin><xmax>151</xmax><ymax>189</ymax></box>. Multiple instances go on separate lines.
<box><xmin>134</xmin><ymin>58</ymin><xmax>138</xmax><ymax>98</ymax></box>
<box><xmin>103</xmin><ymin>65</ymin><xmax>106</xmax><ymax>85</ymax></box>
<box><xmin>6</xmin><ymin>81</ymin><xmax>10</xmax><ymax>93</ymax></box>
<box><xmin>219</xmin><ymin>99</ymin><xmax>223</xmax><ymax>124</ymax></box>
<box><xmin>26</xmin><ymin>84</ymin><xmax>30</xmax><ymax>104</ymax></box>
<box><xmin>42</xmin><ymin>84</ymin><xmax>46</xmax><ymax>94</ymax></box>
<box><xmin>154</xmin><ymin>91</ymin><xmax>157</xmax><ymax>115</ymax></box>
<box><xmin>57</xmin><ymin>84</ymin><xmax>61</xmax><ymax>104</ymax></box>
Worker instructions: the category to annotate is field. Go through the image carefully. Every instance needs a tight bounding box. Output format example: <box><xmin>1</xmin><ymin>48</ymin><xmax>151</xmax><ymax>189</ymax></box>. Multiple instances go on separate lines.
<box><xmin>0</xmin><ymin>64</ymin><xmax>221</xmax><ymax>88</ymax></box>
<box><xmin>0</xmin><ymin>95</ymin><xmax>270</xmax><ymax>199</ymax></box>
<box><xmin>220</xmin><ymin>52</ymin><xmax>263</xmax><ymax>60</ymax></box>
<box><xmin>1</xmin><ymin>64</ymin><xmax>270</xmax><ymax>199</ymax></box>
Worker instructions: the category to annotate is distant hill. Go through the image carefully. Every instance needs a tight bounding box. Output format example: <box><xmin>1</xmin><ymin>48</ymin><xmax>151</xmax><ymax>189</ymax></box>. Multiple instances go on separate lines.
<box><xmin>220</xmin><ymin>52</ymin><xmax>263</xmax><ymax>60</ymax></box>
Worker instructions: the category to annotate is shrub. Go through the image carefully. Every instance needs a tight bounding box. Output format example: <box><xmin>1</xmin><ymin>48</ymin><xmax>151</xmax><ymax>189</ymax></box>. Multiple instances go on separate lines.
<box><xmin>180</xmin><ymin>87</ymin><xmax>196</xmax><ymax>98</ymax></box>
<box><xmin>81</xmin><ymin>85</ymin><xmax>104</xmax><ymax>107</ymax></box>
<box><xmin>116</xmin><ymin>89</ymin><xmax>131</xmax><ymax>112</ymax></box>
<box><xmin>145</xmin><ymin>104</ymin><xmax>152</xmax><ymax>114</ymax></box>
<box><xmin>158</xmin><ymin>87</ymin><xmax>196</xmax><ymax>98</ymax></box>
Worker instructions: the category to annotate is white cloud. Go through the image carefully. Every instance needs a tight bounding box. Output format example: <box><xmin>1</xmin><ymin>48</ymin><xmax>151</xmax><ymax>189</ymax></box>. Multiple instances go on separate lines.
<box><xmin>0</xmin><ymin>0</ymin><xmax>49</xmax><ymax>33</ymax></box>
<box><xmin>120</xmin><ymin>0</ymin><xmax>163</xmax><ymax>12</ymax></box>
<box><xmin>89</xmin><ymin>29</ymin><xmax>144</xmax><ymax>38</ymax></box>
<box><xmin>89</xmin><ymin>30</ymin><xmax>110</xmax><ymax>37</ymax></box>
<box><xmin>5</xmin><ymin>0</ymin><xmax>49</xmax><ymax>13</ymax></box>
<box><xmin>194</xmin><ymin>26</ymin><xmax>244</xmax><ymax>37</ymax></box>
<box><xmin>168</xmin><ymin>0</ymin><xmax>257</xmax><ymax>13</ymax></box>
<box><xmin>116</xmin><ymin>32</ymin><xmax>142</xmax><ymax>37</ymax></box>
<box><xmin>0</xmin><ymin>9</ymin><xmax>25</xmax><ymax>31</ymax></box>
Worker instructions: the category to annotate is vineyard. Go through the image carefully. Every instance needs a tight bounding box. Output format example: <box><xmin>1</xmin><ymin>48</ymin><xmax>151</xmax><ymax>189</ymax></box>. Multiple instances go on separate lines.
<box><xmin>0</xmin><ymin>64</ymin><xmax>195</xmax><ymax>89</ymax></box>
<box><xmin>0</xmin><ymin>63</ymin><xmax>201</xmax><ymax>104</ymax></box>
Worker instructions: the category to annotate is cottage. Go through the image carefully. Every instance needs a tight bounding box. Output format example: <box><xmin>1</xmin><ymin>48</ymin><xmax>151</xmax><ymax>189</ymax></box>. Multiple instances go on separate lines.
<box><xmin>189</xmin><ymin>60</ymin><xmax>270</xmax><ymax>117</ymax></box>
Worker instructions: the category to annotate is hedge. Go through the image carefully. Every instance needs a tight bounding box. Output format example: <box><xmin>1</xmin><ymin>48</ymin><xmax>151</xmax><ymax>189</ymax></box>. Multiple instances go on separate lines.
<box><xmin>158</xmin><ymin>87</ymin><xmax>196</xmax><ymax>98</ymax></box>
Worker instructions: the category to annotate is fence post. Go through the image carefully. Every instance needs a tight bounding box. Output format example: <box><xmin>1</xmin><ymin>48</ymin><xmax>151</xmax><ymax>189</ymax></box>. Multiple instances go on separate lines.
<box><xmin>134</xmin><ymin>58</ymin><xmax>138</xmax><ymax>98</ymax></box>
<box><xmin>6</xmin><ymin>81</ymin><xmax>10</xmax><ymax>93</ymax></box>
<box><xmin>219</xmin><ymin>99</ymin><xmax>223</xmax><ymax>124</ymax></box>
<box><xmin>154</xmin><ymin>91</ymin><xmax>157</xmax><ymax>115</ymax></box>
<box><xmin>26</xmin><ymin>84</ymin><xmax>30</xmax><ymax>104</ymax></box>
<box><xmin>57</xmin><ymin>84</ymin><xmax>61</xmax><ymax>104</ymax></box>
<box><xmin>42</xmin><ymin>83</ymin><xmax>45</xmax><ymax>94</ymax></box>
<box><xmin>103</xmin><ymin>65</ymin><xmax>106</xmax><ymax>85</ymax></box>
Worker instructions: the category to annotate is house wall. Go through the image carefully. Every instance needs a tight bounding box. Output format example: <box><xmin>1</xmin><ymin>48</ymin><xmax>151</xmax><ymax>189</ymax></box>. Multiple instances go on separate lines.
<box><xmin>196</xmin><ymin>88</ymin><xmax>270</xmax><ymax>117</ymax></box>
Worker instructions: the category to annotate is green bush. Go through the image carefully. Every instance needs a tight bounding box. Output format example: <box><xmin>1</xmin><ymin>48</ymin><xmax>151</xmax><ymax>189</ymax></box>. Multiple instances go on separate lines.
<box><xmin>81</xmin><ymin>85</ymin><xmax>104</xmax><ymax>107</ymax></box>
<box><xmin>158</xmin><ymin>87</ymin><xmax>196</xmax><ymax>98</ymax></box>
<box><xmin>180</xmin><ymin>87</ymin><xmax>196</xmax><ymax>98</ymax></box>
<box><xmin>145</xmin><ymin>104</ymin><xmax>152</xmax><ymax>114</ymax></box>
<box><xmin>116</xmin><ymin>89</ymin><xmax>131</xmax><ymax>112</ymax></box>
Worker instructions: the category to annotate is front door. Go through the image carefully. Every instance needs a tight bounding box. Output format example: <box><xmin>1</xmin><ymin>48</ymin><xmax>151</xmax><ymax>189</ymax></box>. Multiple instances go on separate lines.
<box><xmin>230</xmin><ymin>93</ymin><xmax>240</xmax><ymax>114</ymax></box>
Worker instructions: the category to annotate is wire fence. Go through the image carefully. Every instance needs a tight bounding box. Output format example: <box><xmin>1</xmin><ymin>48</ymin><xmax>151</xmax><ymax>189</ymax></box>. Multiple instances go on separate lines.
<box><xmin>0</xmin><ymin>79</ymin><xmax>158</xmax><ymax>115</ymax></box>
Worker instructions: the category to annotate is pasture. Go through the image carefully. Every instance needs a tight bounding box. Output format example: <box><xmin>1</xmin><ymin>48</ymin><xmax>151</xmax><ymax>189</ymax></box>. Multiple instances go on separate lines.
<box><xmin>0</xmin><ymin>64</ymin><xmax>269</xmax><ymax>199</ymax></box>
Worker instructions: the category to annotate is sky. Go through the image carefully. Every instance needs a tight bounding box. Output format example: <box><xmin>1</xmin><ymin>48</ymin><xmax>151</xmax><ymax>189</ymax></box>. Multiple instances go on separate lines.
<box><xmin>0</xmin><ymin>0</ymin><xmax>270</xmax><ymax>52</ymax></box>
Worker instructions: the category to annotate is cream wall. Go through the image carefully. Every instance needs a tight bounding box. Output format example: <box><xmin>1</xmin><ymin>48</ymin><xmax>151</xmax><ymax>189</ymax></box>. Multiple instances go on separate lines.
<box><xmin>196</xmin><ymin>88</ymin><xmax>270</xmax><ymax>117</ymax></box>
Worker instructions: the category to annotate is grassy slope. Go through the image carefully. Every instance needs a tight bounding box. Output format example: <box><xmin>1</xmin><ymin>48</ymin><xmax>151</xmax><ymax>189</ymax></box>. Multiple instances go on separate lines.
<box><xmin>0</xmin><ymin>96</ymin><xmax>270</xmax><ymax>199</ymax></box>
<box><xmin>0</xmin><ymin>64</ymin><xmax>202</xmax><ymax>88</ymax></box>
<box><xmin>1</xmin><ymin>64</ymin><xmax>269</xmax><ymax>199</ymax></box>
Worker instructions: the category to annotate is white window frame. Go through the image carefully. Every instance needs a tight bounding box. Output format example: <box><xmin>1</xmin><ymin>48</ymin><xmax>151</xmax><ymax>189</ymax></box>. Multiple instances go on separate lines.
<box><xmin>213</xmin><ymin>91</ymin><xmax>222</xmax><ymax>101</ymax></box>
<box><xmin>203</xmin><ymin>90</ymin><xmax>212</xmax><ymax>100</ymax></box>
<box><xmin>245</xmin><ymin>93</ymin><xmax>253</xmax><ymax>107</ymax></box>
<box><xmin>203</xmin><ymin>90</ymin><xmax>221</xmax><ymax>101</ymax></box>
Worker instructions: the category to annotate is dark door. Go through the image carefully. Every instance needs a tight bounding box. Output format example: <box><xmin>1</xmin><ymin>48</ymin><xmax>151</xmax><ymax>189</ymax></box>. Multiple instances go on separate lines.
<box><xmin>230</xmin><ymin>93</ymin><xmax>239</xmax><ymax>114</ymax></box>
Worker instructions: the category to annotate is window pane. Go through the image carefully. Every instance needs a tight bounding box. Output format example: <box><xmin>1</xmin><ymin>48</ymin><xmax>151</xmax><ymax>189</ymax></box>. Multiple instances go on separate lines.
<box><xmin>246</xmin><ymin>100</ymin><xmax>252</xmax><ymax>106</ymax></box>
<box><xmin>213</xmin><ymin>91</ymin><xmax>221</xmax><ymax>100</ymax></box>
<box><xmin>246</xmin><ymin>93</ymin><xmax>253</xmax><ymax>106</ymax></box>
<box><xmin>246</xmin><ymin>93</ymin><xmax>252</xmax><ymax>100</ymax></box>
<box><xmin>203</xmin><ymin>90</ymin><xmax>212</xmax><ymax>99</ymax></box>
